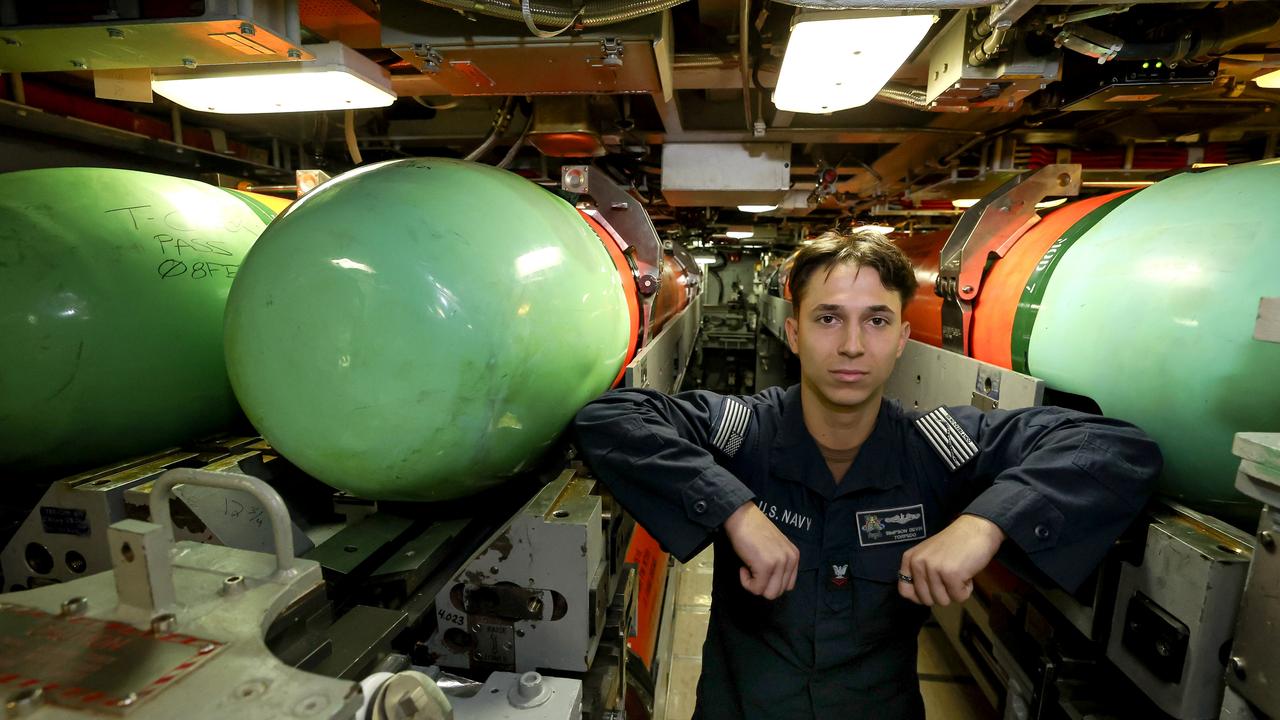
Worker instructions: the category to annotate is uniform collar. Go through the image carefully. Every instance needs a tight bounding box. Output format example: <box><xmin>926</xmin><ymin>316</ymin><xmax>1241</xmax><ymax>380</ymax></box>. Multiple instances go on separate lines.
<box><xmin>770</xmin><ymin>386</ymin><xmax>903</xmax><ymax>499</ymax></box>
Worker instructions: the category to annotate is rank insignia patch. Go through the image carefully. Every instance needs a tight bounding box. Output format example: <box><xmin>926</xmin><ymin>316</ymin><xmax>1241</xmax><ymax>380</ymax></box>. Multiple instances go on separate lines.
<box><xmin>829</xmin><ymin>563</ymin><xmax>849</xmax><ymax>589</ymax></box>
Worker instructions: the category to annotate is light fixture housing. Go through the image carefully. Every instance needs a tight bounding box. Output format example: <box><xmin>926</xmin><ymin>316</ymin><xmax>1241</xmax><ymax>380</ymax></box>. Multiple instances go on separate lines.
<box><xmin>951</xmin><ymin>198</ymin><xmax>980</xmax><ymax>209</ymax></box>
<box><xmin>773</xmin><ymin>10</ymin><xmax>937</xmax><ymax>114</ymax></box>
<box><xmin>152</xmin><ymin>42</ymin><xmax>396</xmax><ymax>114</ymax></box>
<box><xmin>1255</xmin><ymin>68</ymin><xmax>1280</xmax><ymax>88</ymax></box>
<box><xmin>858</xmin><ymin>224</ymin><xmax>896</xmax><ymax>234</ymax></box>
<box><xmin>738</xmin><ymin>204</ymin><xmax>779</xmax><ymax>213</ymax></box>
<box><xmin>726</xmin><ymin>230</ymin><xmax>755</xmax><ymax>240</ymax></box>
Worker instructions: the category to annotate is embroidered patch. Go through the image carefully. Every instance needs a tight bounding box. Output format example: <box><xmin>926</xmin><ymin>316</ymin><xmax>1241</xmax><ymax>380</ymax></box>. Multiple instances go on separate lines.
<box><xmin>711</xmin><ymin>397</ymin><xmax>750</xmax><ymax>457</ymax></box>
<box><xmin>828</xmin><ymin>563</ymin><xmax>850</xmax><ymax>590</ymax></box>
<box><xmin>857</xmin><ymin>504</ymin><xmax>927</xmax><ymax>546</ymax></box>
<box><xmin>915</xmin><ymin>407</ymin><xmax>979</xmax><ymax>472</ymax></box>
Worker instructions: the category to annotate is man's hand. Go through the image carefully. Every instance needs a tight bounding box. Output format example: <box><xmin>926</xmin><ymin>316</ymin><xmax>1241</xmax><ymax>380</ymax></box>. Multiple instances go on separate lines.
<box><xmin>898</xmin><ymin>514</ymin><xmax>1005</xmax><ymax>607</ymax></box>
<box><xmin>723</xmin><ymin>502</ymin><xmax>800</xmax><ymax>600</ymax></box>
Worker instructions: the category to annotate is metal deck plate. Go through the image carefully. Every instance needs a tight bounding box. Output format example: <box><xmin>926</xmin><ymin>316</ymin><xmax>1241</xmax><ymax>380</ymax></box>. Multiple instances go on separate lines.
<box><xmin>0</xmin><ymin>604</ymin><xmax>222</xmax><ymax>713</ymax></box>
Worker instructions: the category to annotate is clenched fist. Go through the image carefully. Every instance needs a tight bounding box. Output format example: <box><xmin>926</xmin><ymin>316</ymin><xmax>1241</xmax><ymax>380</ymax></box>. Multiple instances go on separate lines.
<box><xmin>723</xmin><ymin>502</ymin><xmax>800</xmax><ymax>600</ymax></box>
<box><xmin>898</xmin><ymin>514</ymin><xmax>1005</xmax><ymax>607</ymax></box>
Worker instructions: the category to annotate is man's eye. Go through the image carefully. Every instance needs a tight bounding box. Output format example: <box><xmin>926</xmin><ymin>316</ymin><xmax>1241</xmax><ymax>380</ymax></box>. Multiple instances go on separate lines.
<box><xmin>817</xmin><ymin>315</ymin><xmax>838</xmax><ymax>325</ymax></box>
<box><xmin>868</xmin><ymin>317</ymin><xmax>889</xmax><ymax>327</ymax></box>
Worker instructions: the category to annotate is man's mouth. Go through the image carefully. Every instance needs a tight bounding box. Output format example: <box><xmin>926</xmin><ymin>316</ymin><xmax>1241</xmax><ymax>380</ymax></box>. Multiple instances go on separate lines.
<box><xmin>830</xmin><ymin>369</ymin><xmax>868</xmax><ymax>382</ymax></box>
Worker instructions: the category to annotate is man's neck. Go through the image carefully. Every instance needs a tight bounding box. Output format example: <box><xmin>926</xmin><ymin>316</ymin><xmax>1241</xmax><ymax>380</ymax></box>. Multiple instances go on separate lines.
<box><xmin>799</xmin><ymin>381</ymin><xmax>882</xmax><ymax>452</ymax></box>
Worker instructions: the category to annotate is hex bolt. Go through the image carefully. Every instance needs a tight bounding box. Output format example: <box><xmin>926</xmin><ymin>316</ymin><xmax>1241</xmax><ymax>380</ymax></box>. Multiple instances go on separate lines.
<box><xmin>239</xmin><ymin>22</ymin><xmax>256</xmax><ymax>36</ymax></box>
<box><xmin>1230</xmin><ymin>656</ymin><xmax>1247</xmax><ymax>681</ymax></box>
<box><xmin>961</xmin><ymin>285</ymin><xmax>975</xmax><ymax>294</ymax></box>
<box><xmin>1259</xmin><ymin>530</ymin><xmax>1275</xmax><ymax>552</ymax></box>
<box><xmin>288</xmin><ymin>48</ymin><xmax>303</xmax><ymax>60</ymax></box>
<box><xmin>528</xmin><ymin>597</ymin><xmax>543</xmax><ymax>615</ymax></box>
<box><xmin>70</xmin><ymin>59</ymin><xmax>86</xmax><ymax>69</ymax></box>
<box><xmin>107</xmin><ymin>28</ymin><xmax>124</xmax><ymax>39</ymax></box>
<box><xmin>182</xmin><ymin>57</ymin><xmax>197</xmax><ymax>69</ymax></box>
<box><xmin>60</xmin><ymin>596</ymin><xmax>88</xmax><ymax>617</ymax></box>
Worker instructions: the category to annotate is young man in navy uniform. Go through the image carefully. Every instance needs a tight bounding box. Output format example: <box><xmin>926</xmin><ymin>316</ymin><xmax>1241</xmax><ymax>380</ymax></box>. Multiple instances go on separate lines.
<box><xmin>573</xmin><ymin>229</ymin><xmax>1162</xmax><ymax>719</ymax></box>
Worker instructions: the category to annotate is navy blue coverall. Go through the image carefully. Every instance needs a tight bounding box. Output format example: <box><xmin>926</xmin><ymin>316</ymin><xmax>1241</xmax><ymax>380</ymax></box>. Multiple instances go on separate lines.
<box><xmin>573</xmin><ymin>385</ymin><xmax>1162</xmax><ymax>720</ymax></box>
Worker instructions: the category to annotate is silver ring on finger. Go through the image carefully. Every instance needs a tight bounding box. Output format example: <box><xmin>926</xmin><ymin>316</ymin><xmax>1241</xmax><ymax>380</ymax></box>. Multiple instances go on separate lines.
<box><xmin>897</xmin><ymin>573</ymin><xmax>914</xmax><ymax>583</ymax></box>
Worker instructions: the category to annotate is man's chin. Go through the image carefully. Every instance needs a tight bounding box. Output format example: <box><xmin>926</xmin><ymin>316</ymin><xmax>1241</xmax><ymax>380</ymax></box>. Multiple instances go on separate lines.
<box><xmin>816</xmin><ymin>385</ymin><xmax>875</xmax><ymax>410</ymax></box>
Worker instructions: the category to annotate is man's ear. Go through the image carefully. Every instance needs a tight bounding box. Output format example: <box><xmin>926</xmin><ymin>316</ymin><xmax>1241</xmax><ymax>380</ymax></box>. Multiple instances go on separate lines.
<box><xmin>896</xmin><ymin>320</ymin><xmax>911</xmax><ymax>358</ymax></box>
<box><xmin>785</xmin><ymin>315</ymin><xmax>800</xmax><ymax>355</ymax></box>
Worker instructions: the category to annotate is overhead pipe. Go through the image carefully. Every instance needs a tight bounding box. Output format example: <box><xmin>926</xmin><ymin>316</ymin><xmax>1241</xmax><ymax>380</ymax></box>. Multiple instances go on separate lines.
<box><xmin>969</xmin><ymin>0</ymin><xmax>1039</xmax><ymax>66</ymax></box>
<box><xmin>463</xmin><ymin>96</ymin><xmax>515</xmax><ymax>162</ymax></box>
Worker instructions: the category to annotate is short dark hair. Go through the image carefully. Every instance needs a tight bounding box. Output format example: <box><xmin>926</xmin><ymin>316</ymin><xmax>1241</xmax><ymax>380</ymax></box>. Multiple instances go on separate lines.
<box><xmin>788</xmin><ymin>228</ymin><xmax>919</xmax><ymax>312</ymax></box>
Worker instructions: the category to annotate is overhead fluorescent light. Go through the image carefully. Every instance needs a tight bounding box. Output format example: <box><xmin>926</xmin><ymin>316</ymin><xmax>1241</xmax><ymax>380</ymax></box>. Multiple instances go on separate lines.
<box><xmin>738</xmin><ymin>204</ymin><xmax>779</xmax><ymax>213</ymax></box>
<box><xmin>773</xmin><ymin>11</ymin><xmax>937</xmax><ymax>114</ymax></box>
<box><xmin>693</xmin><ymin>255</ymin><xmax>718</xmax><ymax>267</ymax></box>
<box><xmin>152</xmin><ymin>42</ymin><xmax>395</xmax><ymax>114</ymax></box>
<box><xmin>951</xmin><ymin>198</ymin><xmax>980</xmax><ymax>209</ymax></box>
<box><xmin>1035</xmin><ymin>197</ymin><xmax>1068</xmax><ymax>210</ymax></box>
<box><xmin>858</xmin><ymin>224</ymin><xmax>896</xmax><ymax>234</ymax></box>
<box><xmin>726</xmin><ymin>230</ymin><xmax>755</xmax><ymax>239</ymax></box>
<box><xmin>1255</xmin><ymin>68</ymin><xmax>1280</xmax><ymax>88</ymax></box>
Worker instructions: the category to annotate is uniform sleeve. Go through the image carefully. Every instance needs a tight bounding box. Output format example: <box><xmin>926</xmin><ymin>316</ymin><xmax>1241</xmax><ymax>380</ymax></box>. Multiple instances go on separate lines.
<box><xmin>572</xmin><ymin>388</ymin><xmax>758</xmax><ymax>562</ymax></box>
<box><xmin>932</xmin><ymin>405</ymin><xmax>1162</xmax><ymax>591</ymax></box>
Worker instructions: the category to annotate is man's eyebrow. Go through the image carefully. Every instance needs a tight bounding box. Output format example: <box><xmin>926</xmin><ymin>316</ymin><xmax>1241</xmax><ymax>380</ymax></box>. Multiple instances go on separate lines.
<box><xmin>865</xmin><ymin>305</ymin><xmax>897</xmax><ymax>315</ymax></box>
<box><xmin>812</xmin><ymin>304</ymin><xmax>844</xmax><ymax>312</ymax></box>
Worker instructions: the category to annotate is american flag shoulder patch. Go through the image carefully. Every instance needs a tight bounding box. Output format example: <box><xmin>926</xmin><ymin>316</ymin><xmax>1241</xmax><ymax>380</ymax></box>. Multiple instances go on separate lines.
<box><xmin>711</xmin><ymin>397</ymin><xmax>751</xmax><ymax>457</ymax></box>
<box><xmin>914</xmin><ymin>407</ymin><xmax>979</xmax><ymax>472</ymax></box>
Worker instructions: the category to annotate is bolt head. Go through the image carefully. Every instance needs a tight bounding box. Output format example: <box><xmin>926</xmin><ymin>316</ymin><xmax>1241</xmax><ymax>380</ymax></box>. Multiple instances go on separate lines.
<box><xmin>182</xmin><ymin>57</ymin><xmax>197</xmax><ymax>69</ymax></box>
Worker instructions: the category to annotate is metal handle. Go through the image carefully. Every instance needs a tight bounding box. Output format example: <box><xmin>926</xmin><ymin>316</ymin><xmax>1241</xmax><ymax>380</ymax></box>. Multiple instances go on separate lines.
<box><xmin>150</xmin><ymin>468</ymin><xmax>298</xmax><ymax>581</ymax></box>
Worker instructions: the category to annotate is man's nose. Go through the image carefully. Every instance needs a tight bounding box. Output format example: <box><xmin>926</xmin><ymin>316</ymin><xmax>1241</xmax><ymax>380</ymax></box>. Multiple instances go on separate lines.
<box><xmin>839</xmin><ymin>327</ymin><xmax>864</xmax><ymax>356</ymax></box>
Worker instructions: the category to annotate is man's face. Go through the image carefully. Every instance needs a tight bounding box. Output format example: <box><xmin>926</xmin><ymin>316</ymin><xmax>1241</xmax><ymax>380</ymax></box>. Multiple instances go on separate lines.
<box><xmin>784</xmin><ymin>262</ymin><xmax>911</xmax><ymax>412</ymax></box>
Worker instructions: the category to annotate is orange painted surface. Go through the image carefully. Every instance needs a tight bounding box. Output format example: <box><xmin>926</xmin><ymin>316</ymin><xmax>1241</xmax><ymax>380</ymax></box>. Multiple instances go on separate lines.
<box><xmin>969</xmin><ymin>192</ymin><xmax>1130</xmax><ymax>367</ymax></box>
<box><xmin>897</xmin><ymin>230</ymin><xmax>951</xmax><ymax>349</ymax></box>
<box><xmin>580</xmin><ymin>211</ymin><xmax>641</xmax><ymax>386</ymax></box>
<box><xmin>651</xmin><ymin>255</ymin><xmax>691</xmax><ymax>335</ymax></box>
<box><xmin>624</xmin><ymin>525</ymin><xmax>669</xmax><ymax>670</ymax></box>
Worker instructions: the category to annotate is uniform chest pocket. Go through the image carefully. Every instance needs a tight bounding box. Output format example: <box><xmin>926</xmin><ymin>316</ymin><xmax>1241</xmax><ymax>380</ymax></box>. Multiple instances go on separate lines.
<box><xmin>852</xmin><ymin>546</ymin><xmax>930</xmax><ymax>649</ymax></box>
